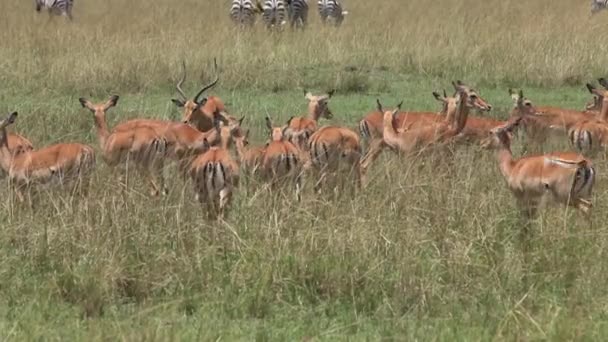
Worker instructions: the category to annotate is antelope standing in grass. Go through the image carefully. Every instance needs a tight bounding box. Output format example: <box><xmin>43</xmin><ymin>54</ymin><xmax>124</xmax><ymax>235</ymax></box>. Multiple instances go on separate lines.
<box><xmin>0</xmin><ymin>112</ymin><xmax>95</xmax><ymax>203</ymax></box>
<box><xmin>308</xmin><ymin>125</ymin><xmax>362</xmax><ymax>192</ymax></box>
<box><xmin>361</xmin><ymin>82</ymin><xmax>491</xmax><ymax>171</ymax></box>
<box><xmin>261</xmin><ymin>116</ymin><xmax>306</xmax><ymax>201</ymax></box>
<box><xmin>79</xmin><ymin>96</ymin><xmax>169</xmax><ymax>196</ymax></box>
<box><xmin>508</xmin><ymin>89</ymin><xmax>597</xmax><ymax>147</ymax></box>
<box><xmin>188</xmin><ymin>140</ymin><xmax>240</xmax><ymax>220</ymax></box>
<box><xmin>171</xmin><ymin>60</ymin><xmax>230</xmax><ymax>132</ymax></box>
<box><xmin>568</xmin><ymin>84</ymin><xmax>608</xmax><ymax>152</ymax></box>
<box><xmin>283</xmin><ymin>90</ymin><xmax>335</xmax><ymax>150</ymax></box>
<box><xmin>234</xmin><ymin>129</ymin><xmax>266</xmax><ymax>175</ymax></box>
<box><xmin>485</xmin><ymin>116</ymin><xmax>595</xmax><ymax>218</ymax></box>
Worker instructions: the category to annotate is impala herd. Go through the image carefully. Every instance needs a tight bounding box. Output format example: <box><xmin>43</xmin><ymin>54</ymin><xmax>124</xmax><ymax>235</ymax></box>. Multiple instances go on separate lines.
<box><xmin>0</xmin><ymin>63</ymin><xmax>603</xmax><ymax>221</ymax></box>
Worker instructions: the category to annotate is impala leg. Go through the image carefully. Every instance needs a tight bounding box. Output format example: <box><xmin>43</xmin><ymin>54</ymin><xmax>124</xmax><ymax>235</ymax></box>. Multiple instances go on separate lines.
<box><xmin>295</xmin><ymin>174</ymin><xmax>302</xmax><ymax>202</ymax></box>
<box><xmin>360</xmin><ymin>138</ymin><xmax>385</xmax><ymax>173</ymax></box>
<box><xmin>219</xmin><ymin>187</ymin><xmax>232</xmax><ymax>220</ymax></box>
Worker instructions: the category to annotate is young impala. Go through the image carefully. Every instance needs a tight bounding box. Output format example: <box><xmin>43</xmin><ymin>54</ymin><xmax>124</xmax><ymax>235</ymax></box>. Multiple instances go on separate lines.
<box><xmin>283</xmin><ymin>90</ymin><xmax>335</xmax><ymax>150</ymax></box>
<box><xmin>170</xmin><ymin>60</ymin><xmax>229</xmax><ymax>132</ymax></box>
<box><xmin>308</xmin><ymin>125</ymin><xmax>363</xmax><ymax>192</ymax></box>
<box><xmin>0</xmin><ymin>112</ymin><xmax>96</xmax><ymax>203</ymax></box>
<box><xmin>233</xmin><ymin>129</ymin><xmax>266</xmax><ymax>175</ymax></box>
<box><xmin>486</xmin><ymin>116</ymin><xmax>595</xmax><ymax>218</ymax></box>
<box><xmin>188</xmin><ymin>139</ymin><xmax>240</xmax><ymax>220</ymax></box>
<box><xmin>79</xmin><ymin>95</ymin><xmax>169</xmax><ymax>196</ymax></box>
<box><xmin>261</xmin><ymin>116</ymin><xmax>307</xmax><ymax>201</ymax></box>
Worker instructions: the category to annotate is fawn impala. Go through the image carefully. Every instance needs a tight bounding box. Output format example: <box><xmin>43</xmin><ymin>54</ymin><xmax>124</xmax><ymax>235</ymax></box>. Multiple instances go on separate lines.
<box><xmin>261</xmin><ymin>116</ymin><xmax>307</xmax><ymax>201</ymax></box>
<box><xmin>308</xmin><ymin>125</ymin><xmax>363</xmax><ymax>192</ymax></box>
<box><xmin>283</xmin><ymin>90</ymin><xmax>335</xmax><ymax>150</ymax></box>
<box><xmin>188</xmin><ymin>139</ymin><xmax>240</xmax><ymax>220</ymax></box>
<box><xmin>79</xmin><ymin>95</ymin><xmax>169</xmax><ymax>196</ymax></box>
<box><xmin>485</xmin><ymin>116</ymin><xmax>595</xmax><ymax>218</ymax></box>
<box><xmin>170</xmin><ymin>60</ymin><xmax>230</xmax><ymax>132</ymax></box>
<box><xmin>0</xmin><ymin>112</ymin><xmax>96</xmax><ymax>203</ymax></box>
<box><xmin>233</xmin><ymin>128</ymin><xmax>265</xmax><ymax>175</ymax></box>
<box><xmin>361</xmin><ymin>82</ymin><xmax>490</xmax><ymax>171</ymax></box>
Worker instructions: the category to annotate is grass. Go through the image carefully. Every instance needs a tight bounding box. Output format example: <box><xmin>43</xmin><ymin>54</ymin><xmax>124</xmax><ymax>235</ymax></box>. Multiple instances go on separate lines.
<box><xmin>2</xmin><ymin>0</ymin><xmax>608</xmax><ymax>340</ymax></box>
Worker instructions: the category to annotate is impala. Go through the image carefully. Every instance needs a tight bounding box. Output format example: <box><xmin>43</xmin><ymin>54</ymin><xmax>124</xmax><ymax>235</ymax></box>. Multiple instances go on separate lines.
<box><xmin>486</xmin><ymin>116</ymin><xmax>595</xmax><ymax>218</ymax></box>
<box><xmin>261</xmin><ymin>116</ymin><xmax>306</xmax><ymax>201</ymax></box>
<box><xmin>233</xmin><ymin>129</ymin><xmax>265</xmax><ymax>175</ymax></box>
<box><xmin>0</xmin><ymin>112</ymin><xmax>96</xmax><ymax>203</ymax></box>
<box><xmin>568</xmin><ymin>84</ymin><xmax>608</xmax><ymax>152</ymax></box>
<box><xmin>508</xmin><ymin>89</ymin><xmax>596</xmax><ymax>146</ymax></box>
<box><xmin>170</xmin><ymin>60</ymin><xmax>230</xmax><ymax>133</ymax></box>
<box><xmin>283</xmin><ymin>90</ymin><xmax>335</xmax><ymax>150</ymax></box>
<box><xmin>308</xmin><ymin>125</ymin><xmax>363</xmax><ymax>192</ymax></box>
<box><xmin>188</xmin><ymin>139</ymin><xmax>240</xmax><ymax>220</ymax></box>
<box><xmin>361</xmin><ymin>82</ymin><xmax>488</xmax><ymax>171</ymax></box>
<box><xmin>79</xmin><ymin>95</ymin><xmax>169</xmax><ymax>196</ymax></box>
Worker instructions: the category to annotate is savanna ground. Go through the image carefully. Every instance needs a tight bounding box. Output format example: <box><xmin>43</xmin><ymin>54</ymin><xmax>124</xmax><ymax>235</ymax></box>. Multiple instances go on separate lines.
<box><xmin>1</xmin><ymin>0</ymin><xmax>608</xmax><ymax>340</ymax></box>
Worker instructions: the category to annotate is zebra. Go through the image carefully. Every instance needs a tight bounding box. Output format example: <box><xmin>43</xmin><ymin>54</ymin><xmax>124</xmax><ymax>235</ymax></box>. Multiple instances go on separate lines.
<box><xmin>317</xmin><ymin>0</ymin><xmax>348</xmax><ymax>26</ymax></box>
<box><xmin>230</xmin><ymin>0</ymin><xmax>262</xmax><ymax>26</ymax></box>
<box><xmin>35</xmin><ymin>0</ymin><xmax>74</xmax><ymax>20</ymax></box>
<box><xmin>262</xmin><ymin>0</ymin><xmax>288</xmax><ymax>29</ymax></box>
<box><xmin>591</xmin><ymin>0</ymin><xmax>608</xmax><ymax>14</ymax></box>
<box><xmin>287</xmin><ymin>0</ymin><xmax>309</xmax><ymax>29</ymax></box>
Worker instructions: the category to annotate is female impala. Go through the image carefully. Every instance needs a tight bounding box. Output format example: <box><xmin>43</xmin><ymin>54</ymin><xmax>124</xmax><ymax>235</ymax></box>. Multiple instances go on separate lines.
<box><xmin>568</xmin><ymin>85</ymin><xmax>608</xmax><ymax>152</ymax></box>
<box><xmin>0</xmin><ymin>129</ymin><xmax>34</xmax><ymax>180</ymax></box>
<box><xmin>361</xmin><ymin>82</ymin><xmax>487</xmax><ymax>171</ymax></box>
<box><xmin>79</xmin><ymin>96</ymin><xmax>169</xmax><ymax>196</ymax></box>
<box><xmin>170</xmin><ymin>60</ymin><xmax>229</xmax><ymax>132</ymax></box>
<box><xmin>486</xmin><ymin>117</ymin><xmax>595</xmax><ymax>218</ymax></box>
<box><xmin>261</xmin><ymin>116</ymin><xmax>306</xmax><ymax>201</ymax></box>
<box><xmin>233</xmin><ymin>129</ymin><xmax>265</xmax><ymax>175</ymax></box>
<box><xmin>0</xmin><ymin>112</ymin><xmax>96</xmax><ymax>203</ymax></box>
<box><xmin>283</xmin><ymin>90</ymin><xmax>335</xmax><ymax>150</ymax></box>
<box><xmin>188</xmin><ymin>139</ymin><xmax>240</xmax><ymax>220</ymax></box>
<box><xmin>308</xmin><ymin>125</ymin><xmax>362</xmax><ymax>192</ymax></box>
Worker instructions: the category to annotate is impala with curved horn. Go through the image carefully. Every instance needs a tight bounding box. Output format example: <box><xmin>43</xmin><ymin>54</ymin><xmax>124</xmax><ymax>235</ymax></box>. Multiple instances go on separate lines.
<box><xmin>171</xmin><ymin>59</ymin><xmax>229</xmax><ymax>132</ymax></box>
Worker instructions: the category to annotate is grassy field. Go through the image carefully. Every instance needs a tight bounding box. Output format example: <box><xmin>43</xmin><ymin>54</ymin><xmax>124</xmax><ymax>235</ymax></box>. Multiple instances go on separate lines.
<box><xmin>1</xmin><ymin>0</ymin><xmax>608</xmax><ymax>340</ymax></box>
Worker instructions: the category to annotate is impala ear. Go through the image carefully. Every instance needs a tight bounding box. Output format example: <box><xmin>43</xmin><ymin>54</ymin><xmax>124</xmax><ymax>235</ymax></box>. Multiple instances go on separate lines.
<box><xmin>238</xmin><ymin>116</ymin><xmax>245</xmax><ymax>126</ymax></box>
<box><xmin>104</xmin><ymin>95</ymin><xmax>120</xmax><ymax>110</ymax></box>
<box><xmin>285</xmin><ymin>116</ymin><xmax>294</xmax><ymax>126</ymax></box>
<box><xmin>508</xmin><ymin>88</ymin><xmax>514</xmax><ymax>96</ymax></box>
<box><xmin>396</xmin><ymin>100</ymin><xmax>403</xmax><ymax>110</ymax></box>
<box><xmin>327</xmin><ymin>89</ymin><xmax>336</xmax><ymax>98</ymax></box>
<box><xmin>518</xmin><ymin>90</ymin><xmax>524</xmax><ymax>100</ymax></box>
<box><xmin>265</xmin><ymin>116</ymin><xmax>273</xmax><ymax>130</ymax></box>
<box><xmin>599</xmin><ymin>77</ymin><xmax>608</xmax><ymax>89</ymax></box>
<box><xmin>78</xmin><ymin>97</ymin><xmax>92</xmax><ymax>110</ymax></box>
<box><xmin>432</xmin><ymin>91</ymin><xmax>443</xmax><ymax>101</ymax></box>
<box><xmin>171</xmin><ymin>99</ymin><xmax>185</xmax><ymax>107</ymax></box>
<box><xmin>376</xmin><ymin>99</ymin><xmax>383</xmax><ymax>112</ymax></box>
<box><xmin>244</xmin><ymin>129</ymin><xmax>250</xmax><ymax>139</ymax></box>
<box><xmin>2</xmin><ymin>112</ymin><xmax>18</xmax><ymax>128</ymax></box>
<box><xmin>586</xmin><ymin>83</ymin><xmax>596</xmax><ymax>93</ymax></box>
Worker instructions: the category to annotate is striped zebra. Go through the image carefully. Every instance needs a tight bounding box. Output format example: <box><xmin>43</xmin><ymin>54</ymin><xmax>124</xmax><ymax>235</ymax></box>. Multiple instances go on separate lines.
<box><xmin>591</xmin><ymin>0</ymin><xmax>608</xmax><ymax>14</ymax></box>
<box><xmin>262</xmin><ymin>0</ymin><xmax>288</xmax><ymax>29</ymax></box>
<box><xmin>230</xmin><ymin>0</ymin><xmax>261</xmax><ymax>26</ymax></box>
<box><xmin>317</xmin><ymin>0</ymin><xmax>348</xmax><ymax>26</ymax></box>
<box><xmin>287</xmin><ymin>0</ymin><xmax>309</xmax><ymax>29</ymax></box>
<box><xmin>35</xmin><ymin>0</ymin><xmax>74</xmax><ymax>20</ymax></box>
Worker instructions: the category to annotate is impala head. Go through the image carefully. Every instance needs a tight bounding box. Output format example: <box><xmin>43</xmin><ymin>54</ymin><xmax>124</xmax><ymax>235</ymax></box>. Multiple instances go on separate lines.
<box><xmin>377</xmin><ymin>99</ymin><xmax>403</xmax><ymax>131</ymax></box>
<box><xmin>432</xmin><ymin>89</ymin><xmax>459</xmax><ymax>116</ymax></box>
<box><xmin>266</xmin><ymin>115</ymin><xmax>287</xmax><ymax>142</ymax></box>
<box><xmin>79</xmin><ymin>95</ymin><xmax>120</xmax><ymax>118</ymax></box>
<box><xmin>234</xmin><ymin>129</ymin><xmax>250</xmax><ymax>149</ymax></box>
<box><xmin>482</xmin><ymin>116</ymin><xmax>523</xmax><ymax>149</ymax></box>
<box><xmin>305</xmin><ymin>89</ymin><xmax>335</xmax><ymax>120</ymax></box>
<box><xmin>171</xmin><ymin>60</ymin><xmax>219</xmax><ymax>126</ymax></box>
<box><xmin>508</xmin><ymin>89</ymin><xmax>536</xmax><ymax>116</ymax></box>
<box><xmin>585</xmin><ymin>83</ymin><xmax>605</xmax><ymax>112</ymax></box>
<box><xmin>0</xmin><ymin>112</ymin><xmax>18</xmax><ymax>130</ymax></box>
<box><xmin>452</xmin><ymin>81</ymin><xmax>492</xmax><ymax>111</ymax></box>
<box><xmin>220</xmin><ymin>115</ymin><xmax>245</xmax><ymax>148</ymax></box>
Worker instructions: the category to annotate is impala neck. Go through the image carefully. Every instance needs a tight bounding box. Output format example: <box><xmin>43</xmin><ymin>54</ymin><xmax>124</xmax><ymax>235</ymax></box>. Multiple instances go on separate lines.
<box><xmin>93</xmin><ymin>113</ymin><xmax>110</xmax><ymax>148</ymax></box>
<box><xmin>382</xmin><ymin>111</ymin><xmax>400</xmax><ymax>146</ymax></box>
<box><xmin>600</xmin><ymin>98</ymin><xmax>608</xmax><ymax>121</ymax></box>
<box><xmin>453</xmin><ymin>94</ymin><xmax>470</xmax><ymax>133</ymax></box>
<box><xmin>496</xmin><ymin>143</ymin><xmax>515</xmax><ymax>181</ymax></box>
<box><xmin>235</xmin><ymin>140</ymin><xmax>247</xmax><ymax>161</ymax></box>
<box><xmin>0</xmin><ymin>127</ymin><xmax>14</xmax><ymax>172</ymax></box>
<box><xmin>308</xmin><ymin>102</ymin><xmax>320</xmax><ymax>121</ymax></box>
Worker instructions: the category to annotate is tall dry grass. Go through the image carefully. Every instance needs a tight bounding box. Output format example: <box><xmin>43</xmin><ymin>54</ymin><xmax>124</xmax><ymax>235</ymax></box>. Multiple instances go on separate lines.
<box><xmin>0</xmin><ymin>0</ymin><xmax>606</xmax><ymax>94</ymax></box>
<box><xmin>0</xmin><ymin>0</ymin><xmax>608</xmax><ymax>340</ymax></box>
